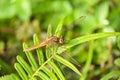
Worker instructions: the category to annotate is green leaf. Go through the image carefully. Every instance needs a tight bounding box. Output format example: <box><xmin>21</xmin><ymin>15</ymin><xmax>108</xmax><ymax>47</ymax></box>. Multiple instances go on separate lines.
<box><xmin>14</xmin><ymin>63</ymin><xmax>28</xmax><ymax>80</ymax></box>
<box><xmin>101</xmin><ymin>71</ymin><xmax>120</xmax><ymax>80</ymax></box>
<box><xmin>0</xmin><ymin>0</ymin><xmax>31</xmax><ymax>21</ymax></box>
<box><xmin>17</xmin><ymin>55</ymin><xmax>33</xmax><ymax>76</ymax></box>
<box><xmin>55</xmin><ymin>16</ymin><xmax>66</xmax><ymax>37</ymax></box>
<box><xmin>48</xmin><ymin>61</ymin><xmax>65</xmax><ymax>80</ymax></box>
<box><xmin>16</xmin><ymin>0</ymin><xmax>31</xmax><ymax>22</ymax></box>
<box><xmin>46</xmin><ymin>46</ymin><xmax>52</xmax><ymax>59</ymax></box>
<box><xmin>57</xmin><ymin>32</ymin><xmax>120</xmax><ymax>53</ymax></box>
<box><xmin>54</xmin><ymin>55</ymin><xmax>82</xmax><ymax>77</ymax></box>
<box><xmin>46</xmin><ymin>24</ymin><xmax>54</xmax><ymax>58</ymax></box>
<box><xmin>33</xmin><ymin>34</ymin><xmax>44</xmax><ymax>65</ymax></box>
<box><xmin>95</xmin><ymin>1</ymin><xmax>109</xmax><ymax>24</ymax></box>
<box><xmin>47</xmin><ymin>24</ymin><xmax>53</xmax><ymax>37</ymax></box>
<box><xmin>80</xmin><ymin>41</ymin><xmax>94</xmax><ymax>80</ymax></box>
<box><xmin>41</xmin><ymin>66</ymin><xmax>58</xmax><ymax>80</ymax></box>
<box><xmin>0</xmin><ymin>1</ymin><xmax>17</xmax><ymax>19</ymax></box>
<box><xmin>36</xmin><ymin>72</ymin><xmax>50</xmax><ymax>80</ymax></box>
<box><xmin>23</xmin><ymin>43</ymin><xmax>38</xmax><ymax>71</ymax></box>
<box><xmin>114</xmin><ymin>58</ymin><xmax>120</xmax><ymax>67</ymax></box>
<box><xmin>0</xmin><ymin>74</ymin><xmax>20</xmax><ymax>80</ymax></box>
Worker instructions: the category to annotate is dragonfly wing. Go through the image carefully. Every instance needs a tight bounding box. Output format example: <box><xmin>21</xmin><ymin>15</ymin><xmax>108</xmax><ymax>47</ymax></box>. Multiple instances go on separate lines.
<box><xmin>60</xmin><ymin>53</ymin><xmax>81</xmax><ymax>68</ymax></box>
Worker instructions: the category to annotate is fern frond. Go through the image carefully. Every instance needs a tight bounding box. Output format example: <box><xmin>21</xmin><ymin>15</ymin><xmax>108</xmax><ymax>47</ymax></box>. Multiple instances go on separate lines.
<box><xmin>29</xmin><ymin>54</ymin><xmax>55</xmax><ymax>80</ymax></box>
<box><xmin>14</xmin><ymin>17</ymin><xmax>82</xmax><ymax>80</ymax></box>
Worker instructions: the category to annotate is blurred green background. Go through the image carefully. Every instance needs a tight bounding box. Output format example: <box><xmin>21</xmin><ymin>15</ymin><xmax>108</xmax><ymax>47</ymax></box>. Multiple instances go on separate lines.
<box><xmin>0</xmin><ymin>0</ymin><xmax>120</xmax><ymax>79</ymax></box>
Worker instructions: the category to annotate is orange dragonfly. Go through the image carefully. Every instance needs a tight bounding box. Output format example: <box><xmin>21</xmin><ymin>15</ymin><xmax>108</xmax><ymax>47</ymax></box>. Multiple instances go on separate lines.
<box><xmin>24</xmin><ymin>36</ymin><xmax>64</xmax><ymax>51</ymax></box>
<box><xmin>24</xmin><ymin>16</ymin><xmax>85</xmax><ymax>52</ymax></box>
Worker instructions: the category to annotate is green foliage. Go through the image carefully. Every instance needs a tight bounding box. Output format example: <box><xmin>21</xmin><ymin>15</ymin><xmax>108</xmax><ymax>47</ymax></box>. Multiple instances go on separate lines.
<box><xmin>14</xmin><ymin>17</ymin><xmax>120</xmax><ymax>80</ymax></box>
<box><xmin>0</xmin><ymin>0</ymin><xmax>31</xmax><ymax>21</ymax></box>
<box><xmin>1</xmin><ymin>0</ymin><xmax>120</xmax><ymax>80</ymax></box>
<box><xmin>57</xmin><ymin>32</ymin><xmax>120</xmax><ymax>54</ymax></box>
<box><xmin>80</xmin><ymin>41</ymin><xmax>94</xmax><ymax>80</ymax></box>
<box><xmin>0</xmin><ymin>74</ymin><xmax>20</xmax><ymax>80</ymax></box>
<box><xmin>117</xmin><ymin>36</ymin><xmax>120</xmax><ymax>49</ymax></box>
<box><xmin>14</xmin><ymin>18</ymin><xmax>82</xmax><ymax>80</ymax></box>
<box><xmin>114</xmin><ymin>58</ymin><xmax>120</xmax><ymax>67</ymax></box>
<box><xmin>0</xmin><ymin>58</ymin><xmax>13</xmax><ymax>75</ymax></box>
<box><xmin>101</xmin><ymin>71</ymin><xmax>120</xmax><ymax>80</ymax></box>
<box><xmin>95</xmin><ymin>1</ymin><xmax>109</xmax><ymax>24</ymax></box>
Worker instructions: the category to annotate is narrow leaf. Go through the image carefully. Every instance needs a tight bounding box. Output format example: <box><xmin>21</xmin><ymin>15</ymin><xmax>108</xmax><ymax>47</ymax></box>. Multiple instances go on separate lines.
<box><xmin>57</xmin><ymin>32</ymin><xmax>120</xmax><ymax>53</ymax></box>
<box><xmin>54</xmin><ymin>55</ymin><xmax>82</xmax><ymax>77</ymax></box>
<box><xmin>14</xmin><ymin>63</ymin><xmax>28</xmax><ymax>80</ymax></box>
<box><xmin>101</xmin><ymin>71</ymin><xmax>120</xmax><ymax>80</ymax></box>
<box><xmin>23</xmin><ymin>43</ymin><xmax>38</xmax><ymax>71</ymax></box>
<box><xmin>80</xmin><ymin>40</ymin><xmax>94</xmax><ymax>80</ymax></box>
<box><xmin>47</xmin><ymin>24</ymin><xmax>53</xmax><ymax>38</ymax></box>
<box><xmin>48</xmin><ymin>61</ymin><xmax>65</xmax><ymax>80</ymax></box>
<box><xmin>33</xmin><ymin>34</ymin><xmax>44</xmax><ymax>65</ymax></box>
<box><xmin>55</xmin><ymin>16</ymin><xmax>66</xmax><ymax>37</ymax></box>
<box><xmin>41</xmin><ymin>66</ymin><xmax>58</xmax><ymax>80</ymax></box>
<box><xmin>36</xmin><ymin>72</ymin><xmax>50</xmax><ymax>80</ymax></box>
<box><xmin>17</xmin><ymin>55</ymin><xmax>33</xmax><ymax>76</ymax></box>
<box><xmin>46</xmin><ymin>24</ymin><xmax>53</xmax><ymax>58</ymax></box>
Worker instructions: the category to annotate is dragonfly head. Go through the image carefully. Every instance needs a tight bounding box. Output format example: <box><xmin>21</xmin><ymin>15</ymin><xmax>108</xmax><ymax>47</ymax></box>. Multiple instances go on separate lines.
<box><xmin>59</xmin><ymin>36</ymin><xmax>65</xmax><ymax>44</ymax></box>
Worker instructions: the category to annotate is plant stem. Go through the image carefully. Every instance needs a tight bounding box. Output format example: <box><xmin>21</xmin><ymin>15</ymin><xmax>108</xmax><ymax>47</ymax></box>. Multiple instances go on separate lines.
<box><xmin>80</xmin><ymin>40</ymin><xmax>94</xmax><ymax>80</ymax></box>
<box><xmin>29</xmin><ymin>55</ymin><xmax>54</xmax><ymax>80</ymax></box>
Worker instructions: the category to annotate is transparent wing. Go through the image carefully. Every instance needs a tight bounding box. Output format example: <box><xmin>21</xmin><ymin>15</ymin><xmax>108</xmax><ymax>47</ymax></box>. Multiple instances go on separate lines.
<box><xmin>60</xmin><ymin>52</ymin><xmax>81</xmax><ymax>68</ymax></box>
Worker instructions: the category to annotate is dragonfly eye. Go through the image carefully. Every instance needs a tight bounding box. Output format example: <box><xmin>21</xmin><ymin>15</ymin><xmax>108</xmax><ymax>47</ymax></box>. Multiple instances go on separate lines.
<box><xmin>59</xmin><ymin>36</ymin><xmax>64</xmax><ymax>44</ymax></box>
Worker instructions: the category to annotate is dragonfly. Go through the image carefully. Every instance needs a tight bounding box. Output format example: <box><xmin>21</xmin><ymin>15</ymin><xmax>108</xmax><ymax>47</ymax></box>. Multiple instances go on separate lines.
<box><xmin>24</xmin><ymin>35</ymin><xmax>81</xmax><ymax>66</ymax></box>
<box><xmin>24</xmin><ymin>16</ymin><xmax>85</xmax><ymax>52</ymax></box>
<box><xmin>24</xmin><ymin>36</ymin><xmax>64</xmax><ymax>51</ymax></box>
